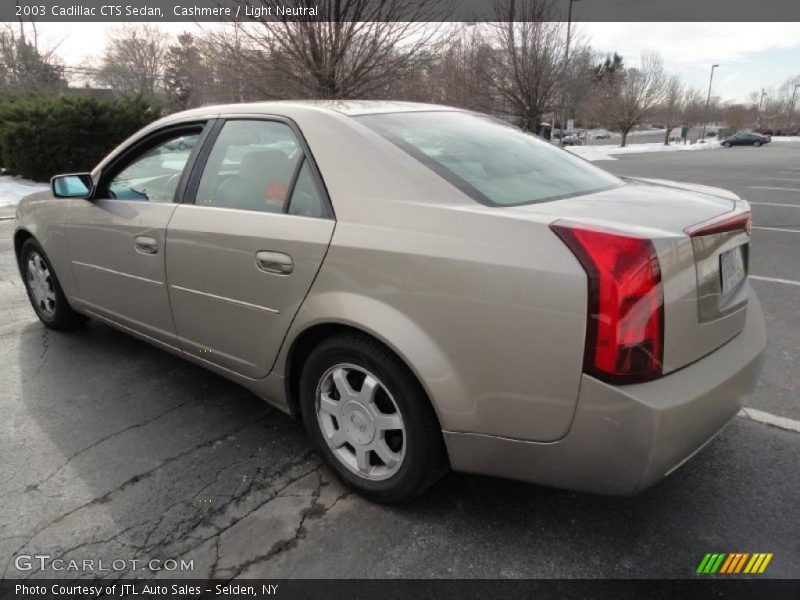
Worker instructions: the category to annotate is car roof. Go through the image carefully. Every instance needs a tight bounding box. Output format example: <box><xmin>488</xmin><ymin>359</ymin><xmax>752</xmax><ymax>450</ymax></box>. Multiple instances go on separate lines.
<box><xmin>159</xmin><ymin>100</ymin><xmax>462</xmax><ymax>124</ymax></box>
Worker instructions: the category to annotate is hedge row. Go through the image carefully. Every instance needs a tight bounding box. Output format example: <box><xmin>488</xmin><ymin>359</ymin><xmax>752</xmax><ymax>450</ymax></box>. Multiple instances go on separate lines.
<box><xmin>0</xmin><ymin>96</ymin><xmax>161</xmax><ymax>182</ymax></box>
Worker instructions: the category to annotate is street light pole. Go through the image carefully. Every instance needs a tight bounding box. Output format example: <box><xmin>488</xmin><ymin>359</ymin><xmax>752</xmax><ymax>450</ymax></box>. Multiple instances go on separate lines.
<box><xmin>559</xmin><ymin>0</ymin><xmax>581</xmax><ymax>146</ymax></box>
<box><xmin>700</xmin><ymin>64</ymin><xmax>719</xmax><ymax>141</ymax></box>
<box><xmin>757</xmin><ymin>88</ymin><xmax>768</xmax><ymax>128</ymax></box>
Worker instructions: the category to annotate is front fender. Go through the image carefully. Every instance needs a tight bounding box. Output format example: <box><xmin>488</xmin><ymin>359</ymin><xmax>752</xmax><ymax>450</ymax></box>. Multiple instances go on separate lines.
<box><xmin>14</xmin><ymin>192</ymin><xmax>76</xmax><ymax>298</ymax></box>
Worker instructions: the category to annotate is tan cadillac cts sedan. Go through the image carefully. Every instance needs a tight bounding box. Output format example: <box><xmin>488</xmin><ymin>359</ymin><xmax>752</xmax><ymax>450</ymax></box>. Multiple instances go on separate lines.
<box><xmin>14</xmin><ymin>101</ymin><xmax>765</xmax><ymax>502</ymax></box>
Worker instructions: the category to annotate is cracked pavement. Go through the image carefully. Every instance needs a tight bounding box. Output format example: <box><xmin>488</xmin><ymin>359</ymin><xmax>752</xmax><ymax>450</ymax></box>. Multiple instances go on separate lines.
<box><xmin>1</xmin><ymin>146</ymin><xmax>799</xmax><ymax>580</ymax></box>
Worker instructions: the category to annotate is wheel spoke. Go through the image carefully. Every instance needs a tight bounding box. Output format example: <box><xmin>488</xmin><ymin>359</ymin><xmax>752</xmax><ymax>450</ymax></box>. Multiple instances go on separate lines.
<box><xmin>359</xmin><ymin>374</ymin><xmax>379</xmax><ymax>404</ymax></box>
<box><xmin>332</xmin><ymin>367</ymin><xmax>357</xmax><ymax>400</ymax></box>
<box><xmin>373</xmin><ymin>412</ymin><xmax>402</xmax><ymax>432</ymax></box>
<box><xmin>355</xmin><ymin>446</ymin><xmax>370</xmax><ymax>473</ymax></box>
<box><xmin>373</xmin><ymin>440</ymin><xmax>400</xmax><ymax>469</ymax></box>
<box><xmin>328</xmin><ymin>429</ymin><xmax>347</xmax><ymax>449</ymax></box>
<box><xmin>318</xmin><ymin>393</ymin><xmax>341</xmax><ymax>418</ymax></box>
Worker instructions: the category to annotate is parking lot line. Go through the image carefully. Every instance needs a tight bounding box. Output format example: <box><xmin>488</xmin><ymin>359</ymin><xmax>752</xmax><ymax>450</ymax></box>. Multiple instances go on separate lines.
<box><xmin>749</xmin><ymin>186</ymin><xmax>800</xmax><ymax>192</ymax></box>
<box><xmin>750</xmin><ymin>275</ymin><xmax>800</xmax><ymax>286</ymax></box>
<box><xmin>752</xmin><ymin>226</ymin><xmax>800</xmax><ymax>233</ymax></box>
<box><xmin>739</xmin><ymin>408</ymin><xmax>800</xmax><ymax>434</ymax></box>
<box><xmin>750</xmin><ymin>202</ymin><xmax>800</xmax><ymax>208</ymax></box>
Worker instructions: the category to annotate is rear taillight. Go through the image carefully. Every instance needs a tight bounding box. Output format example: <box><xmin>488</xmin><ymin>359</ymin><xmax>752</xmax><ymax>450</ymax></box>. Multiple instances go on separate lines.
<box><xmin>684</xmin><ymin>203</ymin><xmax>752</xmax><ymax>237</ymax></box>
<box><xmin>551</xmin><ymin>222</ymin><xmax>664</xmax><ymax>384</ymax></box>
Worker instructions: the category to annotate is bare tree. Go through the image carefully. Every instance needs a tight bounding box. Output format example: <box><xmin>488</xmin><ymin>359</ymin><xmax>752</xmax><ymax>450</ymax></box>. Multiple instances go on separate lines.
<box><xmin>680</xmin><ymin>87</ymin><xmax>705</xmax><ymax>138</ymax></box>
<box><xmin>658</xmin><ymin>76</ymin><xmax>683</xmax><ymax>144</ymax></box>
<box><xmin>164</xmin><ymin>32</ymin><xmax>207</xmax><ymax>110</ymax></box>
<box><xmin>723</xmin><ymin>103</ymin><xmax>755</xmax><ymax>133</ymax></box>
<box><xmin>590</xmin><ymin>51</ymin><xmax>666</xmax><ymax>147</ymax></box>
<box><xmin>235</xmin><ymin>0</ymin><xmax>450</xmax><ymax>99</ymax></box>
<box><xmin>195</xmin><ymin>23</ymin><xmax>274</xmax><ymax>103</ymax></box>
<box><xmin>0</xmin><ymin>23</ymin><xmax>66</xmax><ymax>94</ymax></box>
<box><xmin>96</xmin><ymin>24</ymin><xmax>168</xmax><ymax>97</ymax></box>
<box><xmin>408</xmin><ymin>24</ymin><xmax>492</xmax><ymax>111</ymax></box>
<box><xmin>482</xmin><ymin>0</ymin><xmax>568</xmax><ymax>131</ymax></box>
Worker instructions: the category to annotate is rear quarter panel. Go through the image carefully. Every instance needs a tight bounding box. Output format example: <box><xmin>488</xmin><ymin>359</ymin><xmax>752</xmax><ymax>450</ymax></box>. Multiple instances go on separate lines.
<box><xmin>271</xmin><ymin>107</ymin><xmax>588</xmax><ymax>441</ymax></box>
<box><xmin>280</xmin><ymin>203</ymin><xmax>588</xmax><ymax>442</ymax></box>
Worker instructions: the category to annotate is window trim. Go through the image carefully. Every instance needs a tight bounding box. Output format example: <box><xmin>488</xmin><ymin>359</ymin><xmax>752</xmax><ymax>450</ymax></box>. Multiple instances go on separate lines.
<box><xmin>94</xmin><ymin>121</ymin><xmax>212</xmax><ymax>204</ymax></box>
<box><xmin>183</xmin><ymin>114</ymin><xmax>335</xmax><ymax>220</ymax></box>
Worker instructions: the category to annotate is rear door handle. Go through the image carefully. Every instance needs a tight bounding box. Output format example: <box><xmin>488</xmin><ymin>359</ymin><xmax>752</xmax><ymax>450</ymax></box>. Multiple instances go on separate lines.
<box><xmin>134</xmin><ymin>235</ymin><xmax>158</xmax><ymax>254</ymax></box>
<box><xmin>256</xmin><ymin>251</ymin><xmax>293</xmax><ymax>275</ymax></box>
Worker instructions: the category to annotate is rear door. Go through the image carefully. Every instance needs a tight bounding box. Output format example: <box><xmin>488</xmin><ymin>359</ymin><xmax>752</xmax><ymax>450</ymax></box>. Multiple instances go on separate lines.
<box><xmin>66</xmin><ymin>124</ymin><xmax>208</xmax><ymax>345</ymax></box>
<box><xmin>165</xmin><ymin>117</ymin><xmax>335</xmax><ymax>378</ymax></box>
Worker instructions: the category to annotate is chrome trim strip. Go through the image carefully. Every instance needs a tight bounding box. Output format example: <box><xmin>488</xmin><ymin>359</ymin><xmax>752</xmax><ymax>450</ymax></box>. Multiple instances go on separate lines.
<box><xmin>170</xmin><ymin>284</ymin><xmax>280</xmax><ymax>314</ymax></box>
<box><xmin>72</xmin><ymin>261</ymin><xmax>163</xmax><ymax>286</ymax></box>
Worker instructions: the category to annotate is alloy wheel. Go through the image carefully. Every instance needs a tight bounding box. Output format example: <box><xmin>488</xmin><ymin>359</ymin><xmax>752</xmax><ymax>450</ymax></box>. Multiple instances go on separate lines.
<box><xmin>27</xmin><ymin>251</ymin><xmax>57</xmax><ymax>317</ymax></box>
<box><xmin>315</xmin><ymin>363</ymin><xmax>406</xmax><ymax>481</ymax></box>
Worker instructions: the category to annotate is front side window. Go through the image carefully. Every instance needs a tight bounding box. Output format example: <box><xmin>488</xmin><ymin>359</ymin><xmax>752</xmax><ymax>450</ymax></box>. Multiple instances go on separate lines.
<box><xmin>105</xmin><ymin>131</ymin><xmax>201</xmax><ymax>202</ymax></box>
<box><xmin>357</xmin><ymin>111</ymin><xmax>622</xmax><ymax>206</ymax></box>
<box><xmin>196</xmin><ymin>120</ymin><xmax>302</xmax><ymax>213</ymax></box>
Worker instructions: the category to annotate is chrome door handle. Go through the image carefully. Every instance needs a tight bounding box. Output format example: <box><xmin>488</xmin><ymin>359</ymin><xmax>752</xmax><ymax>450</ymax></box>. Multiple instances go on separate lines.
<box><xmin>134</xmin><ymin>236</ymin><xmax>158</xmax><ymax>254</ymax></box>
<box><xmin>256</xmin><ymin>251</ymin><xmax>293</xmax><ymax>275</ymax></box>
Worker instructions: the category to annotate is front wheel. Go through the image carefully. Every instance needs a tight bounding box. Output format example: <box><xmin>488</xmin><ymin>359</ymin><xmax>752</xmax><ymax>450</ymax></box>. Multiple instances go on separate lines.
<box><xmin>299</xmin><ymin>333</ymin><xmax>448</xmax><ymax>503</ymax></box>
<box><xmin>722</xmin><ymin>141</ymin><xmax>732</xmax><ymax>148</ymax></box>
<box><xmin>20</xmin><ymin>238</ymin><xmax>86</xmax><ymax>330</ymax></box>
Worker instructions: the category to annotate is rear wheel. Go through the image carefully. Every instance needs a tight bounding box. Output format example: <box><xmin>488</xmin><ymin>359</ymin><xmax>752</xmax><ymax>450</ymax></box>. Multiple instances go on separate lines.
<box><xmin>753</xmin><ymin>140</ymin><xmax>762</xmax><ymax>147</ymax></box>
<box><xmin>20</xmin><ymin>238</ymin><xmax>86</xmax><ymax>330</ymax></box>
<box><xmin>299</xmin><ymin>332</ymin><xmax>448</xmax><ymax>503</ymax></box>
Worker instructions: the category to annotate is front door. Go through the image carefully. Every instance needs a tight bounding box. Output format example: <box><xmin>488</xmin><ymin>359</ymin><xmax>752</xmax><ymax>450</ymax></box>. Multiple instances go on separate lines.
<box><xmin>66</xmin><ymin>126</ymin><xmax>206</xmax><ymax>346</ymax></box>
<box><xmin>166</xmin><ymin>118</ymin><xmax>335</xmax><ymax>378</ymax></box>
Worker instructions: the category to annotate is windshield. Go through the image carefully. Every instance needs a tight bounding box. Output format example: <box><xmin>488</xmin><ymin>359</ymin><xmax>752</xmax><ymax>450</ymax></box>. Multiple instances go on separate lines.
<box><xmin>357</xmin><ymin>111</ymin><xmax>622</xmax><ymax>206</ymax></box>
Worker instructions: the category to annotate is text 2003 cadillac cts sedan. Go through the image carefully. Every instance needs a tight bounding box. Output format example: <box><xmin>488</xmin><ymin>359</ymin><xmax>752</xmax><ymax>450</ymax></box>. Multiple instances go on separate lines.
<box><xmin>15</xmin><ymin>101</ymin><xmax>765</xmax><ymax>502</ymax></box>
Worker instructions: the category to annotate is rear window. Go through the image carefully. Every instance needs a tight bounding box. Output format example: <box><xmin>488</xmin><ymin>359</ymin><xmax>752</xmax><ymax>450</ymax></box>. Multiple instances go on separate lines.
<box><xmin>357</xmin><ymin>111</ymin><xmax>622</xmax><ymax>206</ymax></box>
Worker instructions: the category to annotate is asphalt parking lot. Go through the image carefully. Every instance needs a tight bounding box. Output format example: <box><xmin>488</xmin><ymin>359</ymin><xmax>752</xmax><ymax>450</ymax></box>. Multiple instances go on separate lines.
<box><xmin>1</xmin><ymin>144</ymin><xmax>798</xmax><ymax>580</ymax></box>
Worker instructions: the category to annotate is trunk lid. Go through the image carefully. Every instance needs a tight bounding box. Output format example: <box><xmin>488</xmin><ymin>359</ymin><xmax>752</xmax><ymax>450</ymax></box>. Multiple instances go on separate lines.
<box><xmin>513</xmin><ymin>177</ymin><xmax>752</xmax><ymax>374</ymax></box>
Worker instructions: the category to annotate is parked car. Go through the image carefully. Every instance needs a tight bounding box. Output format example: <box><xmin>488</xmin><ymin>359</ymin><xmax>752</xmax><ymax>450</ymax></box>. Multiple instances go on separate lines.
<box><xmin>164</xmin><ymin>135</ymin><xmax>198</xmax><ymax>151</ymax></box>
<box><xmin>561</xmin><ymin>133</ymin><xmax>584</xmax><ymax>146</ymax></box>
<box><xmin>593</xmin><ymin>131</ymin><xmax>612</xmax><ymax>139</ymax></box>
<box><xmin>16</xmin><ymin>101</ymin><xmax>765</xmax><ymax>502</ymax></box>
<box><xmin>720</xmin><ymin>132</ymin><xmax>771</xmax><ymax>147</ymax></box>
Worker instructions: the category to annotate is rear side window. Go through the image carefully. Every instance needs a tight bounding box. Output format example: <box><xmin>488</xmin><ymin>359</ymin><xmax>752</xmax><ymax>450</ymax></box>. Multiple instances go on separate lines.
<box><xmin>287</xmin><ymin>161</ymin><xmax>327</xmax><ymax>218</ymax></box>
<box><xmin>357</xmin><ymin>112</ymin><xmax>621</xmax><ymax>206</ymax></box>
<box><xmin>196</xmin><ymin>120</ymin><xmax>302</xmax><ymax>213</ymax></box>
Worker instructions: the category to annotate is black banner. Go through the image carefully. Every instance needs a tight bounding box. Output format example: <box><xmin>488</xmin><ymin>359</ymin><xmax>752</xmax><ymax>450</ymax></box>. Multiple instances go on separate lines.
<box><xmin>2</xmin><ymin>579</ymin><xmax>800</xmax><ymax>600</ymax></box>
<box><xmin>4</xmin><ymin>0</ymin><xmax>800</xmax><ymax>23</ymax></box>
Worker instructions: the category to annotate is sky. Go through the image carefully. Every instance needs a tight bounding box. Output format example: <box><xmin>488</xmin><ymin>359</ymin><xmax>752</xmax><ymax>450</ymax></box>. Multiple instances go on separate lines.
<box><xmin>27</xmin><ymin>21</ymin><xmax>800</xmax><ymax>104</ymax></box>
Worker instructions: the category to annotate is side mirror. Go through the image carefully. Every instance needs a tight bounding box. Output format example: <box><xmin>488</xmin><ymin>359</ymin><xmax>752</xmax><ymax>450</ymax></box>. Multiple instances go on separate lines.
<box><xmin>51</xmin><ymin>173</ymin><xmax>93</xmax><ymax>199</ymax></box>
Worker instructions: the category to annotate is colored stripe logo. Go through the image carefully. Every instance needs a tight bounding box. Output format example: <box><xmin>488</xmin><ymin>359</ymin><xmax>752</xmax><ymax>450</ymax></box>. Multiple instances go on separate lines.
<box><xmin>696</xmin><ymin>553</ymin><xmax>773</xmax><ymax>574</ymax></box>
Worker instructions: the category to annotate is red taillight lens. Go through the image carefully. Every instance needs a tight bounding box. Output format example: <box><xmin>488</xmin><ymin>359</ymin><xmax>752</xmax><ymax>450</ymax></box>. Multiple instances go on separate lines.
<box><xmin>551</xmin><ymin>222</ymin><xmax>664</xmax><ymax>384</ymax></box>
<box><xmin>684</xmin><ymin>204</ymin><xmax>752</xmax><ymax>237</ymax></box>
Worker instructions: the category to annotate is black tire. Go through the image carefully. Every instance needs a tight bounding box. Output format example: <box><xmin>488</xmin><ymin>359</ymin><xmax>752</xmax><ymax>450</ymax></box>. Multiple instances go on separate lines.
<box><xmin>20</xmin><ymin>238</ymin><xmax>86</xmax><ymax>330</ymax></box>
<box><xmin>722</xmin><ymin>141</ymin><xmax>732</xmax><ymax>148</ymax></box>
<box><xmin>753</xmin><ymin>140</ymin><xmax>762</xmax><ymax>147</ymax></box>
<box><xmin>299</xmin><ymin>332</ymin><xmax>448</xmax><ymax>503</ymax></box>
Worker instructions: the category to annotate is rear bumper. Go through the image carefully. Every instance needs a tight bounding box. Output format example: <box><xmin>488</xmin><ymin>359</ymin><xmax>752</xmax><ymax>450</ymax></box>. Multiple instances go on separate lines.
<box><xmin>444</xmin><ymin>288</ymin><xmax>766</xmax><ymax>495</ymax></box>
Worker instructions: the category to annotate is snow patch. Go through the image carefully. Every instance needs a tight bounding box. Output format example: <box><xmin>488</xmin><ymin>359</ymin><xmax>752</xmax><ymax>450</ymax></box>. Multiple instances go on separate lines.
<box><xmin>567</xmin><ymin>140</ymin><xmax>721</xmax><ymax>161</ymax></box>
<box><xmin>771</xmin><ymin>136</ymin><xmax>800</xmax><ymax>143</ymax></box>
<box><xmin>0</xmin><ymin>175</ymin><xmax>48</xmax><ymax>207</ymax></box>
